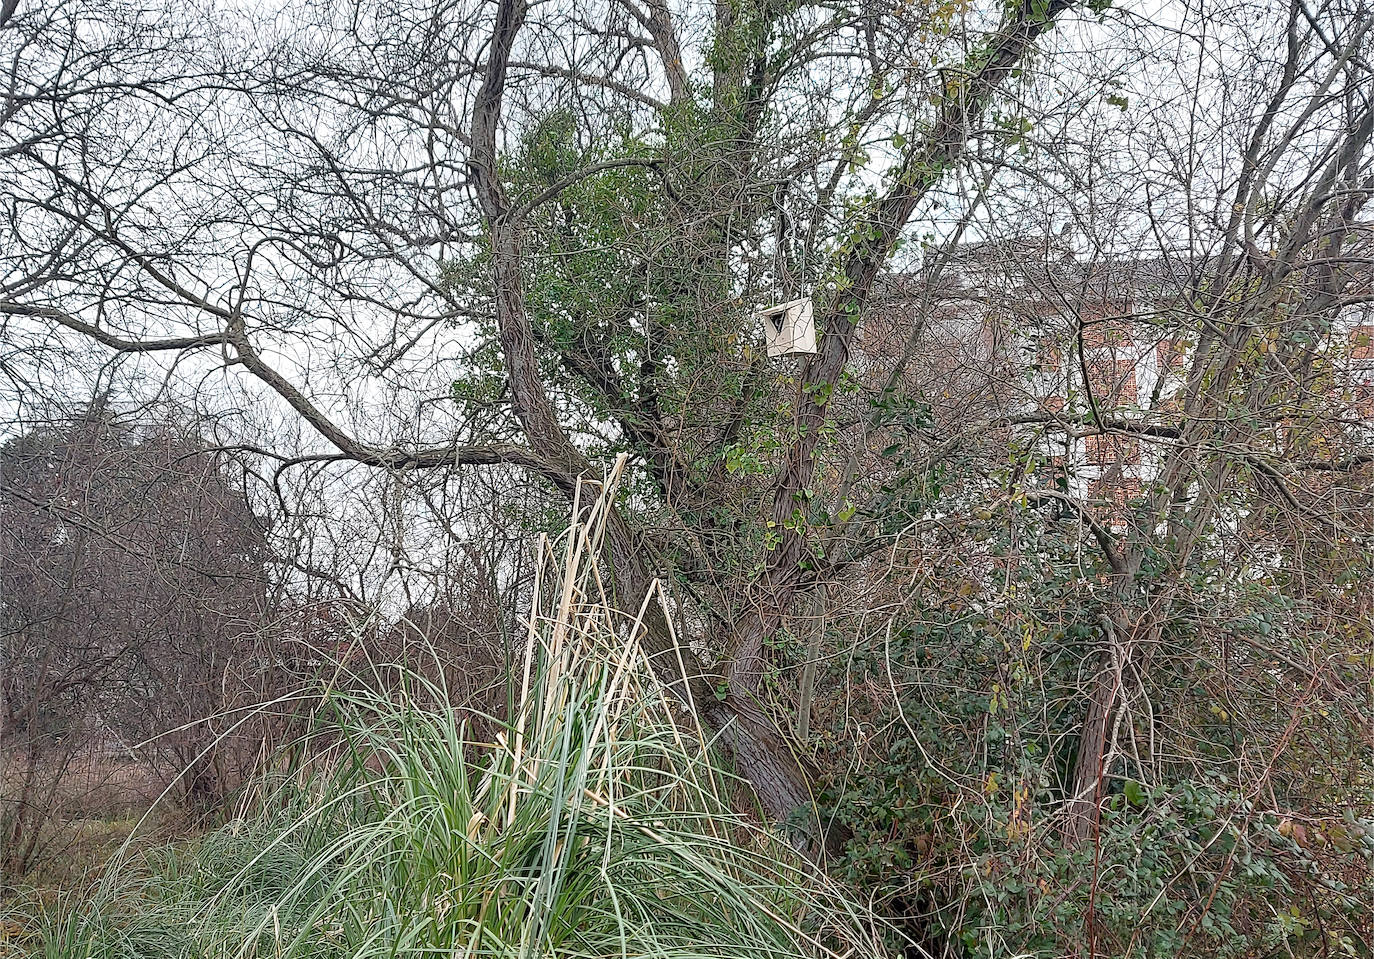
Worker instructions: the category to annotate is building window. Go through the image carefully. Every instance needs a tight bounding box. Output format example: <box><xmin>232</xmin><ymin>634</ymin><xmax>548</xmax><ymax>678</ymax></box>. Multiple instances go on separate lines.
<box><xmin>1085</xmin><ymin>357</ymin><xmax>1139</xmax><ymax>405</ymax></box>
<box><xmin>1085</xmin><ymin>433</ymin><xmax>1141</xmax><ymax>466</ymax></box>
<box><xmin>1349</xmin><ymin>325</ymin><xmax>1374</xmax><ymax>361</ymax></box>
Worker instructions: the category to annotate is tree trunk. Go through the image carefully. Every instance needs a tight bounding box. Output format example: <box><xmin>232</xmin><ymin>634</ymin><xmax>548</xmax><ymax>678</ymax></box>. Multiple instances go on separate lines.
<box><xmin>716</xmin><ymin>605</ymin><xmax>846</xmax><ymax>856</ymax></box>
<box><xmin>708</xmin><ymin>696</ymin><xmax>829</xmax><ymax>842</ymax></box>
<box><xmin>625</xmin><ymin>572</ymin><xmax>837</xmax><ymax>852</ymax></box>
<box><xmin>1066</xmin><ymin>664</ymin><xmax>1118</xmax><ymax>844</ymax></box>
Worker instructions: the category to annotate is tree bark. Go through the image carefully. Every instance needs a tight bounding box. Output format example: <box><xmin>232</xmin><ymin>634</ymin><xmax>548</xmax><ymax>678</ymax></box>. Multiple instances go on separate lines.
<box><xmin>1066</xmin><ymin>663</ymin><xmax>1119</xmax><ymax>844</ymax></box>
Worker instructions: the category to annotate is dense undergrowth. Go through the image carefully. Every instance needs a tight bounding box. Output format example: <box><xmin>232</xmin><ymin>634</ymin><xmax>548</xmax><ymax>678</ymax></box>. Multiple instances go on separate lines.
<box><xmin>2</xmin><ymin>482</ymin><xmax>888</xmax><ymax>959</ymax></box>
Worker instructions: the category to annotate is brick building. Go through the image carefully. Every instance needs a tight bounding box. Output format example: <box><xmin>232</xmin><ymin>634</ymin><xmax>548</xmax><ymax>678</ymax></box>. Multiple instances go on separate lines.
<box><xmin>863</xmin><ymin>234</ymin><xmax>1374</xmax><ymax>524</ymax></box>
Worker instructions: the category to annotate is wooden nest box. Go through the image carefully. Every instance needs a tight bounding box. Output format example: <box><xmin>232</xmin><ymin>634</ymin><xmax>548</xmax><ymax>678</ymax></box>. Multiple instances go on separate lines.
<box><xmin>757</xmin><ymin>296</ymin><xmax>817</xmax><ymax>358</ymax></box>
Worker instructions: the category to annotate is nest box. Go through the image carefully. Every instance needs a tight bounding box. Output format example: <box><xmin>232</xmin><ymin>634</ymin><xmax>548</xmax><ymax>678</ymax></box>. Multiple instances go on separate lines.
<box><xmin>757</xmin><ymin>296</ymin><xmax>817</xmax><ymax>358</ymax></box>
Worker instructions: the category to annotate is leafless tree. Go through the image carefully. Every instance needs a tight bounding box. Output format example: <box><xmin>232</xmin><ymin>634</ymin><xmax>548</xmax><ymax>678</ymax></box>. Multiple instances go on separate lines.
<box><xmin>1</xmin><ymin>398</ymin><xmax>275</xmax><ymax>873</ymax></box>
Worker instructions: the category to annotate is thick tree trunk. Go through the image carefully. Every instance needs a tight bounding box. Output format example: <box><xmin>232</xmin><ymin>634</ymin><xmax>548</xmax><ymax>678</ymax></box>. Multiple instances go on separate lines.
<box><xmin>707</xmin><ymin>697</ymin><xmax>828</xmax><ymax>839</ymax></box>
<box><xmin>1066</xmin><ymin>608</ymin><xmax>1164</xmax><ymax>845</ymax></box>
<box><xmin>716</xmin><ymin>606</ymin><xmax>845</xmax><ymax>856</ymax></box>
<box><xmin>627</xmin><ymin>573</ymin><xmax>835</xmax><ymax>853</ymax></box>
